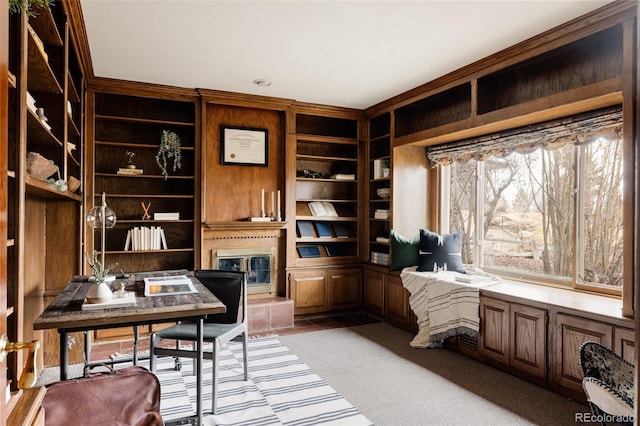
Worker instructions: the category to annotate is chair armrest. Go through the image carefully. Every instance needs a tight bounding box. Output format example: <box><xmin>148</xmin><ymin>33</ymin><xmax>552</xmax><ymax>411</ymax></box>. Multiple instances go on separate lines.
<box><xmin>583</xmin><ymin>377</ymin><xmax>634</xmax><ymax>417</ymax></box>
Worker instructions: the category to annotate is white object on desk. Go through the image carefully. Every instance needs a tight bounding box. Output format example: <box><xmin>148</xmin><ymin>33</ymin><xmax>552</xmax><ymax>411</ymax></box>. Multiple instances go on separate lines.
<box><xmin>144</xmin><ymin>275</ymin><xmax>197</xmax><ymax>297</ymax></box>
<box><xmin>81</xmin><ymin>291</ymin><xmax>136</xmax><ymax>310</ymax></box>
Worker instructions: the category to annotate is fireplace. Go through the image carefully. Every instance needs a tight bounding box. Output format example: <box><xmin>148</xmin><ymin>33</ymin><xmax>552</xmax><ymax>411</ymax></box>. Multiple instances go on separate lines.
<box><xmin>212</xmin><ymin>248</ymin><xmax>276</xmax><ymax>295</ymax></box>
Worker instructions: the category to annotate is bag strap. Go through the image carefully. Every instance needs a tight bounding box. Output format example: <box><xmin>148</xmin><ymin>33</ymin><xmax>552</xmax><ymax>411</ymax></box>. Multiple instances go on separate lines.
<box><xmin>83</xmin><ymin>362</ymin><xmax>116</xmax><ymax>377</ymax></box>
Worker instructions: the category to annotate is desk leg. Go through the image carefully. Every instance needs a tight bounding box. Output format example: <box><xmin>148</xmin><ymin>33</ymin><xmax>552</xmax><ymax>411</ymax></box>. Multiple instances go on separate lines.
<box><xmin>196</xmin><ymin>318</ymin><xmax>204</xmax><ymax>424</ymax></box>
<box><xmin>133</xmin><ymin>326</ymin><xmax>139</xmax><ymax>365</ymax></box>
<box><xmin>59</xmin><ymin>331</ymin><xmax>68</xmax><ymax>380</ymax></box>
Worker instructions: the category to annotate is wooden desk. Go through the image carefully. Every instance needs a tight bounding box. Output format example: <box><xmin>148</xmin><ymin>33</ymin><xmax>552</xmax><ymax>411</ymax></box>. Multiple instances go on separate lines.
<box><xmin>33</xmin><ymin>271</ymin><xmax>225</xmax><ymax>424</ymax></box>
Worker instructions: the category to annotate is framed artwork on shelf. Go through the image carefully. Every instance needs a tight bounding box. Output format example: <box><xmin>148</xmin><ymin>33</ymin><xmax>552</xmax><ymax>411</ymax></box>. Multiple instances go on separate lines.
<box><xmin>221</xmin><ymin>125</ymin><xmax>268</xmax><ymax>166</ymax></box>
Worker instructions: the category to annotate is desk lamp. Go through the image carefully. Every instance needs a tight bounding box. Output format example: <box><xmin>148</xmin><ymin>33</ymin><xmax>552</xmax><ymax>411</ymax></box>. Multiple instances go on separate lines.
<box><xmin>86</xmin><ymin>192</ymin><xmax>117</xmax><ymax>271</ymax></box>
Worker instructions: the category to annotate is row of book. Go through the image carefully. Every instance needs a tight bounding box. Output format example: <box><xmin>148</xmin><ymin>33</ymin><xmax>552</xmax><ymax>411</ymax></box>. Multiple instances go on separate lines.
<box><xmin>297</xmin><ymin>221</ymin><xmax>349</xmax><ymax>238</ymax></box>
<box><xmin>297</xmin><ymin>244</ymin><xmax>351</xmax><ymax>258</ymax></box>
<box><xmin>374</xmin><ymin>209</ymin><xmax>390</xmax><ymax>219</ymax></box>
<box><xmin>124</xmin><ymin>226</ymin><xmax>168</xmax><ymax>251</ymax></box>
<box><xmin>370</xmin><ymin>251</ymin><xmax>390</xmax><ymax>266</ymax></box>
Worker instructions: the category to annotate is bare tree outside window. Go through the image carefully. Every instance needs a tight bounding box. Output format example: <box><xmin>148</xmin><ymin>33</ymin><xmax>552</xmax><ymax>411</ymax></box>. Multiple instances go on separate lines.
<box><xmin>447</xmin><ymin>129</ymin><xmax>623</xmax><ymax>290</ymax></box>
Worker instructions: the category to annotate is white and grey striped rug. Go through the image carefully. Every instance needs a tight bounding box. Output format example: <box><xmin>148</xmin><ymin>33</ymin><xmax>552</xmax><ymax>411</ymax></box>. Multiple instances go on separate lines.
<box><xmin>153</xmin><ymin>335</ymin><xmax>373</xmax><ymax>425</ymax></box>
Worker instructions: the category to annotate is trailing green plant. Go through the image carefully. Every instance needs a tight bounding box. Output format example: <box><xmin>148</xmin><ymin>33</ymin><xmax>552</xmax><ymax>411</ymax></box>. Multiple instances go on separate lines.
<box><xmin>9</xmin><ymin>0</ymin><xmax>53</xmax><ymax>17</ymax></box>
<box><xmin>156</xmin><ymin>130</ymin><xmax>181</xmax><ymax>180</ymax></box>
<box><xmin>86</xmin><ymin>250</ymin><xmax>118</xmax><ymax>284</ymax></box>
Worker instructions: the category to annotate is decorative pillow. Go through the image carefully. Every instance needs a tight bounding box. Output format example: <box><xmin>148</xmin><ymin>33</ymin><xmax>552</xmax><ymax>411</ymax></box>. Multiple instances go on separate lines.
<box><xmin>417</xmin><ymin>229</ymin><xmax>464</xmax><ymax>273</ymax></box>
<box><xmin>389</xmin><ymin>230</ymin><xmax>420</xmax><ymax>271</ymax></box>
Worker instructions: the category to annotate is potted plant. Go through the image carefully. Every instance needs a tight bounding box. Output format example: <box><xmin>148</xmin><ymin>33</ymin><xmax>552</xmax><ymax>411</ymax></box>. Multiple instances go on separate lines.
<box><xmin>85</xmin><ymin>250</ymin><xmax>118</xmax><ymax>303</ymax></box>
<box><xmin>156</xmin><ymin>130</ymin><xmax>181</xmax><ymax>180</ymax></box>
<box><xmin>9</xmin><ymin>0</ymin><xmax>52</xmax><ymax>16</ymax></box>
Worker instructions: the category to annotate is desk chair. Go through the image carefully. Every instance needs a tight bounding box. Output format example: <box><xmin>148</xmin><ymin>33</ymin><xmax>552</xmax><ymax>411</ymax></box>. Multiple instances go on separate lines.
<box><xmin>579</xmin><ymin>341</ymin><xmax>634</xmax><ymax>425</ymax></box>
<box><xmin>149</xmin><ymin>270</ymin><xmax>249</xmax><ymax>415</ymax></box>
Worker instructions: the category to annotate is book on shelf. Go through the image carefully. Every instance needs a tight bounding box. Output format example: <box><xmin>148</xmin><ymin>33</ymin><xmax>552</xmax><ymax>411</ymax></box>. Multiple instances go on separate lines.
<box><xmin>331</xmin><ymin>173</ymin><xmax>355</xmax><ymax>181</ymax></box>
<box><xmin>370</xmin><ymin>251</ymin><xmax>390</xmax><ymax>266</ymax></box>
<box><xmin>249</xmin><ymin>216</ymin><xmax>273</xmax><ymax>222</ymax></box>
<box><xmin>296</xmin><ymin>221</ymin><xmax>314</xmax><ymax>238</ymax></box>
<box><xmin>125</xmin><ymin>226</ymin><xmax>167</xmax><ymax>251</ymax></box>
<box><xmin>297</xmin><ymin>246</ymin><xmax>321</xmax><ymax>258</ymax></box>
<box><xmin>314</xmin><ymin>222</ymin><xmax>332</xmax><ymax>238</ymax></box>
<box><xmin>331</xmin><ymin>222</ymin><xmax>349</xmax><ymax>238</ymax></box>
<box><xmin>373</xmin><ymin>159</ymin><xmax>390</xmax><ymax>180</ymax></box>
<box><xmin>325</xmin><ymin>244</ymin><xmax>348</xmax><ymax>257</ymax></box>
<box><xmin>376</xmin><ymin>236</ymin><xmax>390</xmax><ymax>244</ymax></box>
<box><xmin>308</xmin><ymin>201</ymin><xmax>338</xmax><ymax>217</ymax></box>
<box><xmin>117</xmin><ymin>168</ymin><xmax>144</xmax><ymax>175</ymax></box>
<box><xmin>374</xmin><ymin>209</ymin><xmax>390</xmax><ymax>220</ymax></box>
<box><xmin>154</xmin><ymin>212</ymin><xmax>180</xmax><ymax>220</ymax></box>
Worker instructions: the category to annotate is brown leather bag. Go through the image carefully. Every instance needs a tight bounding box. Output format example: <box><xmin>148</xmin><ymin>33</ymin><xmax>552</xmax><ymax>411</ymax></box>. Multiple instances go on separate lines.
<box><xmin>41</xmin><ymin>365</ymin><xmax>162</xmax><ymax>426</ymax></box>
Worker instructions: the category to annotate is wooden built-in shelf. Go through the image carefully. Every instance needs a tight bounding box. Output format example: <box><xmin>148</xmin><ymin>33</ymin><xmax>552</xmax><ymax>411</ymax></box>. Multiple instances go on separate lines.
<box><xmin>68</xmin><ymin>114</ymin><xmax>80</xmax><ymax>137</ymax></box>
<box><xmin>106</xmin><ymin>248</ymin><xmax>194</xmax><ymax>255</ymax></box>
<box><xmin>97</xmin><ymin>193</ymin><xmax>194</xmax><ymax>199</ymax></box>
<box><xmin>29</xmin><ymin>7</ymin><xmax>63</xmax><ymax>46</ymax></box>
<box><xmin>95</xmin><ymin>172</ymin><xmax>194</xmax><ymax>180</ymax></box>
<box><xmin>297</xmin><ymin>237</ymin><xmax>357</xmax><ymax>243</ymax></box>
<box><xmin>94</xmin><ymin>114</ymin><xmax>195</xmax><ymax>127</ymax></box>
<box><xmin>95</xmin><ymin>140</ymin><xmax>196</xmax><ymax>151</ymax></box>
<box><xmin>296</xmin><ymin>154</ymin><xmax>358</xmax><ymax>162</ymax></box>
<box><xmin>296</xmin><ymin>134</ymin><xmax>358</xmax><ymax>145</ymax></box>
<box><xmin>8</xmin><ymin>71</ymin><xmax>16</xmax><ymax>89</ymax></box>
<box><xmin>295</xmin><ymin>216</ymin><xmax>357</xmax><ymax>222</ymax></box>
<box><xmin>296</xmin><ymin>177</ymin><xmax>357</xmax><ymax>183</ymax></box>
<box><xmin>203</xmin><ymin>221</ymin><xmax>287</xmax><ymax>231</ymax></box>
<box><xmin>26</xmin><ymin>27</ymin><xmax>63</xmax><ymax>94</ymax></box>
<box><xmin>67</xmin><ymin>74</ymin><xmax>80</xmax><ymax>103</ymax></box>
<box><xmin>117</xmin><ymin>219</ymin><xmax>194</xmax><ymax>224</ymax></box>
<box><xmin>25</xmin><ymin>174</ymin><xmax>81</xmax><ymax>201</ymax></box>
<box><xmin>26</xmin><ymin>108</ymin><xmax>63</xmax><ymax>148</ymax></box>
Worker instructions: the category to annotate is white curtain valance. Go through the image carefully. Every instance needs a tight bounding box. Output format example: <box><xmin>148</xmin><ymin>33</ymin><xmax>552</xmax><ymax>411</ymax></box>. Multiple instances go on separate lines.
<box><xmin>426</xmin><ymin>105</ymin><xmax>623</xmax><ymax>167</ymax></box>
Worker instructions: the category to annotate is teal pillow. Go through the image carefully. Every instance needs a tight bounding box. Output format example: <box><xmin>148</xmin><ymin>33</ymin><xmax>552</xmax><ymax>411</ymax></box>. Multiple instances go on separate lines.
<box><xmin>389</xmin><ymin>230</ymin><xmax>420</xmax><ymax>271</ymax></box>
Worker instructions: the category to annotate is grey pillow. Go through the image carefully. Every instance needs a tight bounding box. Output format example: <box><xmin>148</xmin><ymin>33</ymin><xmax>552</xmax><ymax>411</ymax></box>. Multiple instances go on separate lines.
<box><xmin>417</xmin><ymin>229</ymin><xmax>464</xmax><ymax>273</ymax></box>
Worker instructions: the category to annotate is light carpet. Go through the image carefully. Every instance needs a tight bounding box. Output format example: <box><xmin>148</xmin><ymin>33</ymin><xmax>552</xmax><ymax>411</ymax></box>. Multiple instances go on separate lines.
<box><xmin>149</xmin><ymin>335</ymin><xmax>372</xmax><ymax>425</ymax></box>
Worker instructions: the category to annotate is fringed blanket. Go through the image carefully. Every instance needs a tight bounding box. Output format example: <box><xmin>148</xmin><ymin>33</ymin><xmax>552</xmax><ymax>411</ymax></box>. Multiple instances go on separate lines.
<box><xmin>400</xmin><ymin>267</ymin><xmax>499</xmax><ymax>349</ymax></box>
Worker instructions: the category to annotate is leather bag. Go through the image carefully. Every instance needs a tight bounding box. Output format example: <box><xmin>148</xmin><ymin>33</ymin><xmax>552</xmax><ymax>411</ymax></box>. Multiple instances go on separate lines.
<box><xmin>41</xmin><ymin>365</ymin><xmax>162</xmax><ymax>426</ymax></box>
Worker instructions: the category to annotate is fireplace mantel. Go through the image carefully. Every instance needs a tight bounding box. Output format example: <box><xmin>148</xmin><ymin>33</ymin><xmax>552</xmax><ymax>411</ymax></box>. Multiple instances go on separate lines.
<box><xmin>203</xmin><ymin>221</ymin><xmax>287</xmax><ymax>231</ymax></box>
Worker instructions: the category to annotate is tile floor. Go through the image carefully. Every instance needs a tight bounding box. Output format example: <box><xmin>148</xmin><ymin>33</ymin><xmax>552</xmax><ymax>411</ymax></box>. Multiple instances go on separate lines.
<box><xmin>273</xmin><ymin>312</ymin><xmax>381</xmax><ymax>336</ymax></box>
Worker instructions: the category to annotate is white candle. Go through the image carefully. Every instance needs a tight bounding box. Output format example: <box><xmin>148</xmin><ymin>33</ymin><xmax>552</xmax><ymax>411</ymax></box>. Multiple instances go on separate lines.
<box><xmin>271</xmin><ymin>191</ymin><xmax>275</xmax><ymax>214</ymax></box>
<box><xmin>277</xmin><ymin>190</ymin><xmax>281</xmax><ymax>215</ymax></box>
<box><xmin>261</xmin><ymin>188</ymin><xmax>265</xmax><ymax>213</ymax></box>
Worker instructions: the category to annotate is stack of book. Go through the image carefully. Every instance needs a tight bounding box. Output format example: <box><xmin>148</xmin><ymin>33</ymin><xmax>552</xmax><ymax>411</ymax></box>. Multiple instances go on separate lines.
<box><xmin>376</xmin><ymin>235</ymin><xmax>390</xmax><ymax>244</ymax></box>
<box><xmin>117</xmin><ymin>168</ymin><xmax>143</xmax><ymax>175</ymax></box>
<box><xmin>125</xmin><ymin>226</ymin><xmax>167</xmax><ymax>251</ymax></box>
<box><xmin>370</xmin><ymin>251</ymin><xmax>390</xmax><ymax>266</ymax></box>
<box><xmin>154</xmin><ymin>212</ymin><xmax>180</xmax><ymax>220</ymax></box>
<box><xmin>374</xmin><ymin>209</ymin><xmax>390</xmax><ymax>219</ymax></box>
<box><xmin>331</xmin><ymin>173</ymin><xmax>355</xmax><ymax>180</ymax></box>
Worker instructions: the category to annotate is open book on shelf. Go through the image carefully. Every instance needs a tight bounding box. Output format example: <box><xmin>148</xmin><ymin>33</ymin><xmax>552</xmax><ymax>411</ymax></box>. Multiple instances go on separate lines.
<box><xmin>308</xmin><ymin>201</ymin><xmax>338</xmax><ymax>217</ymax></box>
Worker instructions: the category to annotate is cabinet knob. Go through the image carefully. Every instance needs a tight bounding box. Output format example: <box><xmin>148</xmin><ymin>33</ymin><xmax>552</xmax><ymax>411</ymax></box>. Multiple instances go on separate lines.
<box><xmin>0</xmin><ymin>333</ymin><xmax>39</xmax><ymax>389</ymax></box>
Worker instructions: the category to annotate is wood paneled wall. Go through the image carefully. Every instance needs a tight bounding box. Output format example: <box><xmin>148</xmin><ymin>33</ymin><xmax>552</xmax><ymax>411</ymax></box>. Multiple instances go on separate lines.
<box><xmin>201</xmin><ymin>103</ymin><xmax>285</xmax><ymax>223</ymax></box>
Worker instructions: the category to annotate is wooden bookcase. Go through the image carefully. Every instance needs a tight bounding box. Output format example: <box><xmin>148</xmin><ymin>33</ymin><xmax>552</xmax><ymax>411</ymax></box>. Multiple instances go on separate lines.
<box><xmin>285</xmin><ymin>105</ymin><xmax>364</xmax><ymax>315</ymax></box>
<box><xmin>90</xmin><ymin>90</ymin><xmax>198</xmax><ymax>274</ymax></box>
<box><xmin>7</xmin><ymin>2</ymin><xmax>86</xmax><ymax>376</ymax></box>
<box><xmin>291</xmin><ymin>111</ymin><xmax>361</xmax><ymax>266</ymax></box>
<box><xmin>367</xmin><ymin>112</ymin><xmax>391</xmax><ymax>266</ymax></box>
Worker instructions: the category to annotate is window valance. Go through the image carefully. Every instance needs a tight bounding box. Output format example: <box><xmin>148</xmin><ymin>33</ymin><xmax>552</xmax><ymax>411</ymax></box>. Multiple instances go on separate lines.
<box><xmin>426</xmin><ymin>105</ymin><xmax>623</xmax><ymax>166</ymax></box>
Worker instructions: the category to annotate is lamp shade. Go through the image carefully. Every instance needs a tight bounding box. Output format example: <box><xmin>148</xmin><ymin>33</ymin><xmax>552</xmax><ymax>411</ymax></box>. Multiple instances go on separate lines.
<box><xmin>86</xmin><ymin>205</ymin><xmax>117</xmax><ymax>229</ymax></box>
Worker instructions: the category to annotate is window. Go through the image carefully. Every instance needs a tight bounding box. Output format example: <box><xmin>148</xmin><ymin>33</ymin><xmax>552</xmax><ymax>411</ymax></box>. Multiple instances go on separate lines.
<box><xmin>436</xmin><ymin>107</ymin><xmax>624</xmax><ymax>293</ymax></box>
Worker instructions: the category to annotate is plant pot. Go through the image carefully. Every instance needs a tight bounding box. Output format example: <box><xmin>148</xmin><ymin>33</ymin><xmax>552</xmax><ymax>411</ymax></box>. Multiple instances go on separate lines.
<box><xmin>86</xmin><ymin>282</ymin><xmax>113</xmax><ymax>304</ymax></box>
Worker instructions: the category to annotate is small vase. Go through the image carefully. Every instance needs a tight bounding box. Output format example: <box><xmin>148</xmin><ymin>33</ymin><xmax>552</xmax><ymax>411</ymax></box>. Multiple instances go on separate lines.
<box><xmin>86</xmin><ymin>282</ymin><xmax>113</xmax><ymax>304</ymax></box>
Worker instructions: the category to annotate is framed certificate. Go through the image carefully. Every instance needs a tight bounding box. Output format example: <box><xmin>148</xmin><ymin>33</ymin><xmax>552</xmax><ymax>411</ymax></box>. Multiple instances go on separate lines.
<box><xmin>221</xmin><ymin>125</ymin><xmax>268</xmax><ymax>166</ymax></box>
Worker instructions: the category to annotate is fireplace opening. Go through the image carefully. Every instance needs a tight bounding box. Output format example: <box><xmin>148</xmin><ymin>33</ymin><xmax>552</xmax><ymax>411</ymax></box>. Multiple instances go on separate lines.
<box><xmin>211</xmin><ymin>248</ymin><xmax>276</xmax><ymax>295</ymax></box>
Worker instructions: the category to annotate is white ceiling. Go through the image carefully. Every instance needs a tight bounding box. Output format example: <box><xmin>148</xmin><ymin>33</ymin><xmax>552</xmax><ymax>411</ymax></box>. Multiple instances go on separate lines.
<box><xmin>80</xmin><ymin>0</ymin><xmax>613</xmax><ymax>110</ymax></box>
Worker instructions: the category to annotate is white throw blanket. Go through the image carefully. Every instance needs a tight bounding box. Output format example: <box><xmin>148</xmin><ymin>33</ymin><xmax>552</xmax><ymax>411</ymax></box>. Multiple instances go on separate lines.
<box><xmin>400</xmin><ymin>267</ymin><xmax>499</xmax><ymax>349</ymax></box>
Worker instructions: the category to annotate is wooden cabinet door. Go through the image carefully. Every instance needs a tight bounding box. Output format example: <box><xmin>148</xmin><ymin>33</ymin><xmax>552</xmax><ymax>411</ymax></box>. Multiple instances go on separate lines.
<box><xmin>327</xmin><ymin>268</ymin><xmax>361</xmax><ymax>310</ymax></box>
<box><xmin>553</xmin><ymin>313</ymin><xmax>612</xmax><ymax>397</ymax></box>
<box><xmin>510</xmin><ymin>303</ymin><xmax>546</xmax><ymax>378</ymax></box>
<box><xmin>288</xmin><ymin>270</ymin><xmax>327</xmax><ymax>315</ymax></box>
<box><xmin>385</xmin><ymin>274</ymin><xmax>410</xmax><ymax>327</ymax></box>
<box><xmin>363</xmin><ymin>268</ymin><xmax>384</xmax><ymax>314</ymax></box>
<box><xmin>478</xmin><ymin>297</ymin><xmax>509</xmax><ymax>364</ymax></box>
<box><xmin>614</xmin><ymin>326</ymin><xmax>635</xmax><ymax>364</ymax></box>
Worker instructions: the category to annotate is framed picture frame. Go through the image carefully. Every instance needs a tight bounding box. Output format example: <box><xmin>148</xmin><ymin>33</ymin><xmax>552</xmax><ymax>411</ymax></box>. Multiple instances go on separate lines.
<box><xmin>221</xmin><ymin>125</ymin><xmax>268</xmax><ymax>166</ymax></box>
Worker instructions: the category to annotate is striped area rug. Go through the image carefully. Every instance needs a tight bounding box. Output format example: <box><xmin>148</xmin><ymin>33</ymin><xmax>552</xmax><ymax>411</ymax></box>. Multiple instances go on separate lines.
<box><xmin>151</xmin><ymin>335</ymin><xmax>373</xmax><ymax>425</ymax></box>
